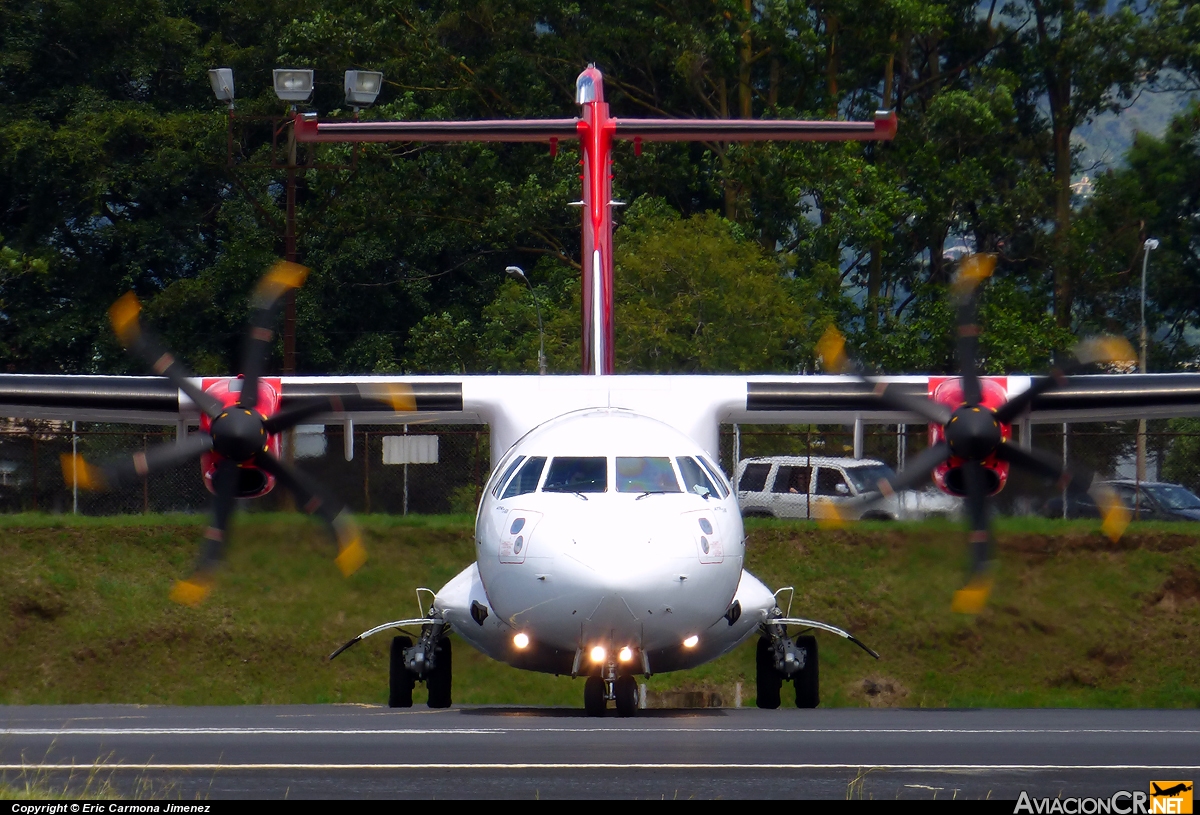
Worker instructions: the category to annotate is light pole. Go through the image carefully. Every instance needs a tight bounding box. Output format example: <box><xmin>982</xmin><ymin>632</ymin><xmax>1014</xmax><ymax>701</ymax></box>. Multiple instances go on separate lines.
<box><xmin>505</xmin><ymin>266</ymin><xmax>547</xmax><ymax>375</ymax></box>
<box><xmin>1136</xmin><ymin>237</ymin><xmax>1160</xmax><ymax>486</ymax></box>
<box><xmin>207</xmin><ymin>67</ymin><xmax>381</xmax><ymax>373</ymax></box>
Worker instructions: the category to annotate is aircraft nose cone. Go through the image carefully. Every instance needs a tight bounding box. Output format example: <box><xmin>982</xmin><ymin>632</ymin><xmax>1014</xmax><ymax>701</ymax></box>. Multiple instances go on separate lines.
<box><xmin>211</xmin><ymin>409</ymin><xmax>267</xmax><ymax>462</ymax></box>
<box><xmin>945</xmin><ymin>406</ymin><xmax>1001</xmax><ymax>459</ymax></box>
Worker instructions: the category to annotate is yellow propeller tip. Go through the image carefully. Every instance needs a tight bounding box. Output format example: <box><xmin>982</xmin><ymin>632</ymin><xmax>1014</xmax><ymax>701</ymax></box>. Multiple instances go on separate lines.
<box><xmin>812</xmin><ymin>502</ymin><xmax>847</xmax><ymax>529</ymax></box>
<box><xmin>951</xmin><ymin>577</ymin><xmax>994</xmax><ymax>615</ymax></box>
<box><xmin>262</xmin><ymin>261</ymin><xmax>309</xmax><ymax>291</ymax></box>
<box><xmin>364</xmin><ymin>383</ymin><xmax>417</xmax><ymax>412</ymax></box>
<box><xmin>816</xmin><ymin>325</ymin><xmax>849</xmax><ymax>374</ymax></box>
<box><xmin>335</xmin><ymin>539</ymin><xmax>368</xmax><ymax>577</ymax></box>
<box><xmin>59</xmin><ymin>453</ymin><xmax>104</xmax><ymax>491</ymax></box>
<box><xmin>169</xmin><ymin>579</ymin><xmax>212</xmax><ymax>607</ymax></box>
<box><xmin>951</xmin><ymin>253</ymin><xmax>997</xmax><ymax>296</ymax></box>
<box><xmin>1075</xmin><ymin>336</ymin><xmax>1137</xmax><ymax>367</ymax></box>
<box><xmin>108</xmin><ymin>292</ymin><xmax>143</xmax><ymax>345</ymax></box>
<box><xmin>1101</xmin><ymin>508</ymin><xmax>1131</xmax><ymax>543</ymax></box>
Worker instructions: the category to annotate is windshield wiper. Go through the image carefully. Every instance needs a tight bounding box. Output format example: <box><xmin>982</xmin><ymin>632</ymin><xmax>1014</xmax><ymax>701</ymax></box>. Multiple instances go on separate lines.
<box><xmin>571</xmin><ymin>491</ymin><xmax>589</xmax><ymax>501</ymax></box>
<box><xmin>635</xmin><ymin>490</ymin><xmax>671</xmax><ymax>500</ymax></box>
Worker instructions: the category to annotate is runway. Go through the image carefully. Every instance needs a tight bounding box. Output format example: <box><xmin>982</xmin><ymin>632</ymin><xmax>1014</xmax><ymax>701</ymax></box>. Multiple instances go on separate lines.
<box><xmin>1</xmin><ymin>705</ymin><xmax>1197</xmax><ymax>799</ymax></box>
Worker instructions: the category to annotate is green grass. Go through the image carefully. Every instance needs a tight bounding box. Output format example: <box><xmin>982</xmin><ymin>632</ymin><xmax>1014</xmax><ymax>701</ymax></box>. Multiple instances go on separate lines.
<box><xmin>1</xmin><ymin>513</ymin><xmax>1197</xmax><ymax>708</ymax></box>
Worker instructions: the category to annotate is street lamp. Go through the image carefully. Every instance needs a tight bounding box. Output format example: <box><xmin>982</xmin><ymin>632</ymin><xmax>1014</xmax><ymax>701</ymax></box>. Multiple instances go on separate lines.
<box><xmin>344</xmin><ymin>70</ymin><xmax>383</xmax><ymax>110</ymax></box>
<box><xmin>207</xmin><ymin>66</ymin><xmax>379</xmax><ymax>374</ymax></box>
<box><xmin>1136</xmin><ymin>237</ymin><xmax>1160</xmax><ymax>488</ymax></box>
<box><xmin>208</xmin><ymin>68</ymin><xmax>234</xmax><ymax>109</ymax></box>
<box><xmin>505</xmin><ymin>266</ymin><xmax>547</xmax><ymax>375</ymax></box>
<box><xmin>273</xmin><ymin>69</ymin><xmax>314</xmax><ymax>103</ymax></box>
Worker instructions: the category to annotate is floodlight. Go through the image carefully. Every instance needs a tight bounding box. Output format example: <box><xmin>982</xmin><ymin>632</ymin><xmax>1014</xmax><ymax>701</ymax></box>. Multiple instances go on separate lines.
<box><xmin>273</xmin><ymin>69</ymin><xmax>314</xmax><ymax>102</ymax></box>
<box><xmin>682</xmin><ymin>635</ymin><xmax>699</xmax><ymax>648</ymax></box>
<box><xmin>618</xmin><ymin>646</ymin><xmax>633</xmax><ymax>662</ymax></box>
<box><xmin>344</xmin><ymin>70</ymin><xmax>383</xmax><ymax>107</ymax></box>
<box><xmin>208</xmin><ymin>68</ymin><xmax>235</xmax><ymax>108</ymax></box>
<box><xmin>589</xmin><ymin>645</ymin><xmax>607</xmax><ymax>663</ymax></box>
<box><xmin>513</xmin><ymin>632</ymin><xmax>530</xmax><ymax>649</ymax></box>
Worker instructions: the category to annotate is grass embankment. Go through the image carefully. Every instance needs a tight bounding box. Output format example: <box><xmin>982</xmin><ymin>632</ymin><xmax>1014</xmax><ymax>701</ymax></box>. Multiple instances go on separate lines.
<box><xmin>1</xmin><ymin>513</ymin><xmax>1197</xmax><ymax>708</ymax></box>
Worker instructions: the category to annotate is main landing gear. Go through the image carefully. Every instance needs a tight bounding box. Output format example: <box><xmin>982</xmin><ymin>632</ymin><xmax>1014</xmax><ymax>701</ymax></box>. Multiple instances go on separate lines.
<box><xmin>388</xmin><ymin>622</ymin><xmax>452</xmax><ymax>709</ymax></box>
<box><xmin>756</xmin><ymin>630</ymin><xmax>819</xmax><ymax>709</ymax></box>
<box><xmin>583</xmin><ymin>661</ymin><xmax>640</xmax><ymax>717</ymax></box>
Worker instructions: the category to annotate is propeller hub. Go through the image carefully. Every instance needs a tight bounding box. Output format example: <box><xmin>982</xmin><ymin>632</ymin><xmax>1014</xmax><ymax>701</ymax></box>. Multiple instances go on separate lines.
<box><xmin>210</xmin><ymin>409</ymin><xmax>267</xmax><ymax>462</ymax></box>
<box><xmin>945</xmin><ymin>406</ymin><xmax>1001</xmax><ymax>460</ymax></box>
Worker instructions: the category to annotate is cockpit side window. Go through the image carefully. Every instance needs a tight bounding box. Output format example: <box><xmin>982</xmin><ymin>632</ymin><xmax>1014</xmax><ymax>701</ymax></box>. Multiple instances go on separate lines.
<box><xmin>697</xmin><ymin>456</ymin><xmax>730</xmax><ymax>498</ymax></box>
<box><xmin>616</xmin><ymin>457</ymin><xmax>681</xmax><ymax>493</ymax></box>
<box><xmin>502</xmin><ymin>456</ymin><xmax>547</xmax><ymax>499</ymax></box>
<box><xmin>677</xmin><ymin>456</ymin><xmax>718</xmax><ymax>498</ymax></box>
<box><xmin>542</xmin><ymin>456</ymin><xmax>607</xmax><ymax>493</ymax></box>
<box><xmin>491</xmin><ymin>455</ymin><xmax>526</xmax><ymax>498</ymax></box>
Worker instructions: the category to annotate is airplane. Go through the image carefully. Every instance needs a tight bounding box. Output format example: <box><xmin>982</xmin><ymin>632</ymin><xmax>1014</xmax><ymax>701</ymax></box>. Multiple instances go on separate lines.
<box><xmin>5</xmin><ymin>67</ymin><xmax>1200</xmax><ymax>716</ymax></box>
<box><xmin>1152</xmin><ymin>783</ymin><xmax>1193</xmax><ymax>797</ymax></box>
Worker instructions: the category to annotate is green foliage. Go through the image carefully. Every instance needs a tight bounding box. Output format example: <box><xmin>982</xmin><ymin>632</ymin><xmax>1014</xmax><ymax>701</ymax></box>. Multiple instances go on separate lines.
<box><xmin>0</xmin><ymin>0</ymin><xmax>1192</xmax><ymax>376</ymax></box>
<box><xmin>2</xmin><ymin>514</ymin><xmax>1198</xmax><ymax>708</ymax></box>
<box><xmin>612</xmin><ymin>205</ymin><xmax>822</xmax><ymax>373</ymax></box>
<box><xmin>1162</xmin><ymin>417</ymin><xmax>1200</xmax><ymax>492</ymax></box>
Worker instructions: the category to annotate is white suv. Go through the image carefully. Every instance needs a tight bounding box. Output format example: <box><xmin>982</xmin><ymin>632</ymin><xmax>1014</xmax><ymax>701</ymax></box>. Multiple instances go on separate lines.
<box><xmin>735</xmin><ymin>455</ymin><xmax>962</xmax><ymax>521</ymax></box>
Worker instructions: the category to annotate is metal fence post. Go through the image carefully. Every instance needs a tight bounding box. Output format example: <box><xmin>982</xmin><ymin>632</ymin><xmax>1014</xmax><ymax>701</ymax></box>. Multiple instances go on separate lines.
<box><xmin>71</xmin><ymin>421</ymin><xmax>78</xmax><ymax>515</ymax></box>
<box><xmin>31</xmin><ymin>435</ymin><xmax>38</xmax><ymax>512</ymax></box>
<box><xmin>733</xmin><ymin>424</ymin><xmax>740</xmax><ymax>492</ymax></box>
<box><xmin>142</xmin><ymin>434</ymin><xmax>149</xmax><ymax>514</ymax></box>
<box><xmin>1062</xmin><ymin>423</ymin><xmax>1068</xmax><ymax>520</ymax></box>
<box><xmin>363</xmin><ymin>431</ymin><xmax>371</xmax><ymax>514</ymax></box>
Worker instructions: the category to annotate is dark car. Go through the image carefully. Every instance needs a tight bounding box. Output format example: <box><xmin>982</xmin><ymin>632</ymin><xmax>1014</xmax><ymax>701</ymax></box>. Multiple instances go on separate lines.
<box><xmin>1043</xmin><ymin>480</ymin><xmax>1200</xmax><ymax>521</ymax></box>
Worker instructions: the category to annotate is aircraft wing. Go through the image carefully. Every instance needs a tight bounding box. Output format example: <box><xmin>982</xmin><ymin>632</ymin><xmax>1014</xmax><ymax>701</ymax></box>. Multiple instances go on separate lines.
<box><xmin>4</xmin><ymin>372</ymin><xmax>1200</xmax><ymax>469</ymax></box>
<box><xmin>727</xmin><ymin>373</ymin><xmax>1200</xmax><ymax>425</ymax></box>
<box><xmin>0</xmin><ymin>374</ymin><xmax>482</xmax><ymax>427</ymax></box>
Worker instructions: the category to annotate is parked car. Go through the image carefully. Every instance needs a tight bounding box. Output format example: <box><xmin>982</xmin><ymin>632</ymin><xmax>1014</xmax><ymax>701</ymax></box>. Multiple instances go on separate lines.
<box><xmin>1043</xmin><ymin>479</ymin><xmax>1200</xmax><ymax>521</ymax></box>
<box><xmin>734</xmin><ymin>455</ymin><xmax>962</xmax><ymax>521</ymax></box>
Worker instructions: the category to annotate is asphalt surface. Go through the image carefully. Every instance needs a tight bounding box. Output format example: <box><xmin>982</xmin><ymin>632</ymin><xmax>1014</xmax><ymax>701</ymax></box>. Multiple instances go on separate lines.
<box><xmin>1</xmin><ymin>705</ymin><xmax>1197</xmax><ymax>799</ymax></box>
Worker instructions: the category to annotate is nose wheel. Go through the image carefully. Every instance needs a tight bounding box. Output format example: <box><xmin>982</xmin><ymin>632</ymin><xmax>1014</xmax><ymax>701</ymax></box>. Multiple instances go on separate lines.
<box><xmin>584</xmin><ymin>675</ymin><xmax>606</xmax><ymax>716</ymax></box>
<box><xmin>583</xmin><ymin>669</ymin><xmax>640</xmax><ymax>717</ymax></box>
<box><xmin>756</xmin><ymin>631</ymin><xmax>820</xmax><ymax>709</ymax></box>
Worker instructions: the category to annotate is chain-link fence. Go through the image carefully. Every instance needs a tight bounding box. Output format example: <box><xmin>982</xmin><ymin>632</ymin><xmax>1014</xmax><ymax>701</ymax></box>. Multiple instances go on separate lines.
<box><xmin>718</xmin><ymin>421</ymin><xmax>1186</xmax><ymax>518</ymax></box>
<box><xmin>0</xmin><ymin>423</ymin><xmax>489</xmax><ymax>516</ymax></box>
<box><xmin>0</xmin><ymin>419</ymin><xmax>1192</xmax><ymax>518</ymax></box>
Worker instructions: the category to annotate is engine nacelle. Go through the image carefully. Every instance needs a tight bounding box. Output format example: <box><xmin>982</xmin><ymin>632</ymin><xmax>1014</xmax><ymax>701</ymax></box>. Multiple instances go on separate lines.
<box><xmin>197</xmin><ymin>376</ymin><xmax>283</xmax><ymax>498</ymax></box>
<box><xmin>929</xmin><ymin>376</ymin><xmax>1011</xmax><ymax>497</ymax></box>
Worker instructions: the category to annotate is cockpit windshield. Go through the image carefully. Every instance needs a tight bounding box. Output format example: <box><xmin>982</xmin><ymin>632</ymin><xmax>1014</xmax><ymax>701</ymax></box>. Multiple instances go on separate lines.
<box><xmin>502</xmin><ymin>456</ymin><xmax>546</xmax><ymax>499</ymax></box>
<box><xmin>542</xmin><ymin>456</ymin><xmax>607</xmax><ymax>493</ymax></box>
<box><xmin>677</xmin><ymin>456</ymin><xmax>718</xmax><ymax>498</ymax></box>
<box><xmin>616</xmin><ymin>457</ymin><xmax>681</xmax><ymax>493</ymax></box>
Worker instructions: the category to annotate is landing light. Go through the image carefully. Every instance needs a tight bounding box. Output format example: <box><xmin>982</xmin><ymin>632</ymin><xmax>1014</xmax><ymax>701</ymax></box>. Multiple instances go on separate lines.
<box><xmin>682</xmin><ymin>635</ymin><xmax>699</xmax><ymax>648</ymax></box>
<box><xmin>589</xmin><ymin>645</ymin><xmax>607</xmax><ymax>663</ymax></box>
<box><xmin>513</xmin><ymin>632</ymin><xmax>530</xmax><ymax>649</ymax></box>
<box><xmin>618</xmin><ymin>646</ymin><xmax>633</xmax><ymax>662</ymax></box>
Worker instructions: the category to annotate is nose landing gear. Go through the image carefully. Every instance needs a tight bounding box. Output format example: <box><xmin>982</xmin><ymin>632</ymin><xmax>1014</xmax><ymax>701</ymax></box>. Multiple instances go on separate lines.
<box><xmin>387</xmin><ymin>617</ymin><xmax>452</xmax><ymax>709</ymax></box>
<box><xmin>756</xmin><ymin>626</ymin><xmax>820</xmax><ymax>709</ymax></box>
<box><xmin>583</xmin><ymin>659</ymin><xmax>640</xmax><ymax>717</ymax></box>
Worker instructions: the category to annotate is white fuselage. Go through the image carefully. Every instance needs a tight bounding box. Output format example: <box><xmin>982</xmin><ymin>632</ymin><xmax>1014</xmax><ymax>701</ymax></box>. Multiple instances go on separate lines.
<box><xmin>433</xmin><ymin>408</ymin><xmax>777</xmax><ymax>676</ymax></box>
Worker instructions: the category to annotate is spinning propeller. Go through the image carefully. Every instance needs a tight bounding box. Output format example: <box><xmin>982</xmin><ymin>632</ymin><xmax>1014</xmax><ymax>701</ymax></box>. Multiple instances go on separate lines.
<box><xmin>61</xmin><ymin>262</ymin><xmax>368</xmax><ymax>606</ymax></box>
<box><xmin>817</xmin><ymin>254</ymin><xmax>1133</xmax><ymax>614</ymax></box>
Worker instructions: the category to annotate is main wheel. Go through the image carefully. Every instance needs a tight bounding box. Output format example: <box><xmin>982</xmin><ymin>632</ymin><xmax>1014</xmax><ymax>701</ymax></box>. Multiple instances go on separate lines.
<box><xmin>794</xmin><ymin>635</ymin><xmax>819</xmax><ymax>709</ymax></box>
<box><xmin>388</xmin><ymin>636</ymin><xmax>415</xmax><ymax>708</ymax></box>
<box><xmin>426</xmin><ymin>637</ymin><xmax>453</xmax><ymax>709</ymax></box>
<box><xmin>614</xmin><ymin>675</ymin><xmax>638</xmax><ymax>717</ymax></box>
<box><xmin>755</xmin><ymin>636</ymin><xmax>782</xmax><ymax>709</ymax></box>
<box><xmin>584</xmin><ymin>675</ymin><xmax>606</xmax><ymax>717</ymax></box>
